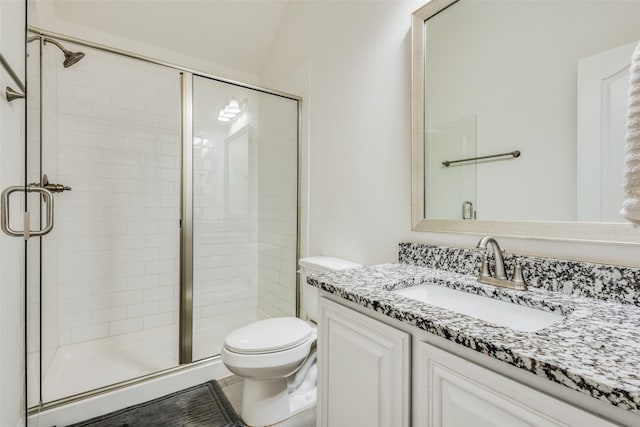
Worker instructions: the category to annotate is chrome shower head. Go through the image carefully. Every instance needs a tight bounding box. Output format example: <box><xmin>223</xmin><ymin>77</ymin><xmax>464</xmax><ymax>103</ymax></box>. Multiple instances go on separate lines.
<box><xmin>43</xmin><ymin>38</ymin><xmax>85</xmax><ymax>68</ymax></box>
<box><xmin>63</xmin><ymin>50</ymin><xmax>85</xmax><ymax>68</ymax></box>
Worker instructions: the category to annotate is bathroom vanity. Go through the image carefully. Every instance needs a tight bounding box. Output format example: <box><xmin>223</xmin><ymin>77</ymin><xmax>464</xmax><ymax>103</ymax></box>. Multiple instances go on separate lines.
<box><xmin>312</xmin><ymin>243</ymin><xmax>640</xmax><ymax>427</ymax></box>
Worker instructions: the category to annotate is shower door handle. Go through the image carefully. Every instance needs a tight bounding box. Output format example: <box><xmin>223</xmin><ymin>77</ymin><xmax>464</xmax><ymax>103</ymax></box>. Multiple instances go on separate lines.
<box><xmin>1</xmin><ymin>185</ymin><xmax>54</xmax><ymax>239</ymax></box>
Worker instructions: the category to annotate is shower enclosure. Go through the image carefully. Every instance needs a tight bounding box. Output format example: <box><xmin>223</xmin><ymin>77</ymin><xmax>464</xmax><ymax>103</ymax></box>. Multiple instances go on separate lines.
<box><xmin>20</xmin><ymin>30</ymin><xmax>300</xmax><ymax>412</ymax></box>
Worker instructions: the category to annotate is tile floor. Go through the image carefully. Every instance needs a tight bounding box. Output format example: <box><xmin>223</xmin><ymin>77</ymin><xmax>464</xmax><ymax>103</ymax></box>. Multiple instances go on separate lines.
<box><xmin>219</xmin><ymin>375</ymin><xmax>316</xmax><ymax>427</ymax></box>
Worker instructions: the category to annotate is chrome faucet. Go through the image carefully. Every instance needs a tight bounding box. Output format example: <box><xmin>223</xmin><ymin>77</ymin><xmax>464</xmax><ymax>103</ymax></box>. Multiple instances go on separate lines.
<box><xmin>476</xmin><ymin>236</ymin><xmax>507</xmax><ymax>280</ymax></box>
<box><xmin>476</xmin><ymin>236</ymin><xmax>527</xmax><ymax>291</ymax></box>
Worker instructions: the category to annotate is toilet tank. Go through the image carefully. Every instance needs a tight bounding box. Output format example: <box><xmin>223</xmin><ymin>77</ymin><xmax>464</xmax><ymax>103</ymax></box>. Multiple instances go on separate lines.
<box><xmin>298</xmin><ymin>256</ymin><xmax>361</xmax><ymax>322</ymax></box>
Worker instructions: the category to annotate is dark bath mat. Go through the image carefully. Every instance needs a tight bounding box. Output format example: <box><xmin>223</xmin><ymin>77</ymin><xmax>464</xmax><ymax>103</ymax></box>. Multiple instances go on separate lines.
<box><xmin>66</xmin><ymin>380</ymin><xmax>245</xmax><ymax>427</ymax></box>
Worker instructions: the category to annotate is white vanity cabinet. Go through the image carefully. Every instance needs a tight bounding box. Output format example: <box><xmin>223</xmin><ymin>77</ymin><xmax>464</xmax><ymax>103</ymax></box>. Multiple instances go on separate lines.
<box><xmin>317</xmin><ymin>297</ymin><xmax>410</xmax><ymax>427</ymax></box>
<box><xmin>318</xmin><ymin>294</ymin><xmax>626</xmax><ymax>427</ymax></box>
<box><xmin>415</xmin><ymin>342</ymin><xmax>618</xmax><ymax>427</ymax></box>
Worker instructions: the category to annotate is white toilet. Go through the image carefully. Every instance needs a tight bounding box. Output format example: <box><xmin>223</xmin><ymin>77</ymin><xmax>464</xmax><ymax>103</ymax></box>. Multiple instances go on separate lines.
<box><xmin>221</xmin><ymin>256</ymin><xmax>361</xmax><ymax>427</ymax></box>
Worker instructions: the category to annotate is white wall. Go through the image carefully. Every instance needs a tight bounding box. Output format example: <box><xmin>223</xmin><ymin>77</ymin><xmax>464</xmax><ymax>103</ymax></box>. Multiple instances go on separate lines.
<box><xmin>261</xmin><ymin>0</ymin><xmax>426</xmax><ymax>266</ymax></box>
<box><xmin>260</xmin><ymin>0</ymin><xmax>640</xmax><ymax>268</ymax></box>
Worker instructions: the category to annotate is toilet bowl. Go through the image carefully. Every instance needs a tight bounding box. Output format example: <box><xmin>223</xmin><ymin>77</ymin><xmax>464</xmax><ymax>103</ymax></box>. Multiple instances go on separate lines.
<box><xmin>222</xmin><ymin>317</ymin><xmax>317</xmax><ymax>426</ymax></box>
<box><xmin>222</xmin><ymin>317</ymin><xmax>316</xmax><ymax>380</ymax></box>
<box><xmin>221</xmin><ymin>256</ymin><xmax>361</xmax><ymax>427</ymax></box>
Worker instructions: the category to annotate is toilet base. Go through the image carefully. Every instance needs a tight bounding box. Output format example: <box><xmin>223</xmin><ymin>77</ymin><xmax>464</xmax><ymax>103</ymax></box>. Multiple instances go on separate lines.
<box><xmin>240</xmin><ymin>378</ymin><xmax>316</xmax><ymax>427</ymax></box>
<box><xmin>239</xmin><ymin>355</ymin><xmax>317</xmax><ymax>427</ymax></box>
<box><xmin>241</xmin><ymin>378</ymin><xmax>289</xmax><ymax>426</ymax></box>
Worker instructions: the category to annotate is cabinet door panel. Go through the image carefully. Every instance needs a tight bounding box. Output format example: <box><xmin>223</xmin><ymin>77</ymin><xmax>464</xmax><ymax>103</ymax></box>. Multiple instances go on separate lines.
<box><xmin>318</xmin><ymin>297</ymin><xmax>410</xmax><ymax>427</ymax></box>
<box><xmin>416</xmin><ymin>341</ymin><xmax>618</xmax><ymax>427</ymax></box>
<box><xmin>435</xmin><ymin>362</ymin><xmax>558</xmax><ymax>427</ymax></box>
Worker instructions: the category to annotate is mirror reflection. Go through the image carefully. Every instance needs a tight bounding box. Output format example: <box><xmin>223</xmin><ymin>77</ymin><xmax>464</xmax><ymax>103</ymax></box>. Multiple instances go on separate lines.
<box><xmin>423</xmin><ymin>0</ymin><xmax>640</xmax><ymax>223</ymax></box>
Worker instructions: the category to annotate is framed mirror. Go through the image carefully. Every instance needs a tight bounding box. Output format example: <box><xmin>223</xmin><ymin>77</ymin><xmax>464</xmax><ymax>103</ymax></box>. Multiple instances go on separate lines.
<box><xmin>411</xmin><ymin>0</ymin><xmax>640</xmax><ymax>244</ymax></box>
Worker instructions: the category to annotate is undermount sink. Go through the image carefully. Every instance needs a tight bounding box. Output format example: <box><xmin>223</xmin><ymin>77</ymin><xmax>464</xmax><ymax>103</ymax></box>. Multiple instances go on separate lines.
<box><xmin>393</xmin><ymin>285</ymin><xmax>564</xmax><ymax>332</ymax></box>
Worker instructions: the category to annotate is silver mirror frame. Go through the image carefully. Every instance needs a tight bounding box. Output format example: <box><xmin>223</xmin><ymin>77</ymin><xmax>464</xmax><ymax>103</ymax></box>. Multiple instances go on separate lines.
<box><xmin>411</xmin><ymin>0</ymin><xmax>640</xmax><ymax>245</ymax></box>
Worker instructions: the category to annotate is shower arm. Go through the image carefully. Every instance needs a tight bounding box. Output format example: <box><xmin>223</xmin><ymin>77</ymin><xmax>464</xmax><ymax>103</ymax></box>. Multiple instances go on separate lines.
<box><xmin>43</xmin><ymin>37</ymin><xmax>70</xmax><ymax>54</ymax></box>
<box><xmin>39</xmin><ymin>37</ymin><xmax>85</xmax><ymax>68</ymax></box>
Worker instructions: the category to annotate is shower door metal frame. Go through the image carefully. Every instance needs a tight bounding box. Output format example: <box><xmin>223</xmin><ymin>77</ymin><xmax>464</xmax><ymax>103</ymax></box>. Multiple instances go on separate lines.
<box><xmin>25</xmin><ymin>26</ymin><xmax>303</xmax><ymax>412</ymax></box>
<box><xmin>27</xmin><ymin>26</ymin><xmax>302</xmax><ymax>100</ymax></box>
<box><xmin>180</xmin><ymin>72</ymin><xmax>194</xmax><ymax>363</ymax></box>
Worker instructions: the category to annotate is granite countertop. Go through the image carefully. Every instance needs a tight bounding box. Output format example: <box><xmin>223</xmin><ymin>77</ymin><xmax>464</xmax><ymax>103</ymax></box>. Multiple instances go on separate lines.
<box><xmin>308</xmin><ymin>263</ymin><xmax>640</xmax><ymax>415</ymax></box>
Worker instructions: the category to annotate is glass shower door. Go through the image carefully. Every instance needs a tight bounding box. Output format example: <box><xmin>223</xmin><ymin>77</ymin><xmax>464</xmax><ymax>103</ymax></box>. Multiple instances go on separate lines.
<box><xmin>424</xmin><ymin>116</ymin><xmax>477</xmax><ymax>220</ymax></box>
<box><xmin>23</xmin><ymin>33</ymin><xmax>301</xmax><ymax>409</ymax></box>
<box><xmin>27</xmin><ymin>38</ymin><xmax>183</xmax><ymax>404</ymax></box>
<box><xmin>191</xmin><ymin>76</ymin><xmax>299</xmax><ymax>360</ymax></box>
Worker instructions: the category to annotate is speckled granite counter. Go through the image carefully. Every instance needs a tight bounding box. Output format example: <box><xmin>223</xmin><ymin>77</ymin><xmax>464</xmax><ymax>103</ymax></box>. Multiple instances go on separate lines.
<box><xmin>308</xmin><ymin>259</ymin><xmax>640</xmax><ymax>415</ymax></box>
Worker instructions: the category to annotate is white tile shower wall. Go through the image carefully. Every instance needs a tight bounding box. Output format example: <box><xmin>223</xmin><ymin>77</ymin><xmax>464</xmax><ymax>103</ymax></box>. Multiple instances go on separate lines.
<box><xmin>42</xmin><ymin>44</ymin><xmax>181</xmax><ymax>347</ymax></box>
<box><xmin>257</xmin><ymin>97</ymin><xmax>298</xmax><ymax>318</ymax></box>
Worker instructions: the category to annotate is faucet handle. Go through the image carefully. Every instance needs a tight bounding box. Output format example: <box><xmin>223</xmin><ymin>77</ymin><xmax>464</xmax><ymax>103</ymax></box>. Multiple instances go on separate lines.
<box><xmin>511</xmin><ymin>259</ymin><xmax>528</xmax><ymax>290</ymax></box>
<box><xmin>479</xmin><ymin>252</ymin><xmax>491</xmax><ymax>279</ymax></box>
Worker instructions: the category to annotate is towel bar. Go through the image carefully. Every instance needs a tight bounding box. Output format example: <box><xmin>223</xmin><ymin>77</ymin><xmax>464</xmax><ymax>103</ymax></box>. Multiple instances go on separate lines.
<box><xmin>442</xmin><ymin>150</ymin><xmax>520</xmax><ymax>167</ymax></box>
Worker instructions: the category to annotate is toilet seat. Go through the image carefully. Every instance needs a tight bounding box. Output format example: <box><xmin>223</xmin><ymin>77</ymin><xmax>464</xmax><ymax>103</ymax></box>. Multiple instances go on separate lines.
<box><xmin>221</xmin><ymin>317</ymin><xmax>317</xmax><ymax>375</ymax></box>
<box><xmin>224</xmin><ymin>317</ymin><xmax>313</xmax><ymax>354</ymax></box>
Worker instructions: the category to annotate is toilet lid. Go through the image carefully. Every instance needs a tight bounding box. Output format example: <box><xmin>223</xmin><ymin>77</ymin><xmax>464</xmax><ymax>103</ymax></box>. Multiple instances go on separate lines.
<box><xmin>225</xmin><ymin>317</ymin><xmax>313</xmax><ymax>354</ymax></box>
